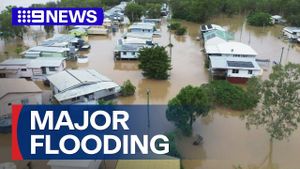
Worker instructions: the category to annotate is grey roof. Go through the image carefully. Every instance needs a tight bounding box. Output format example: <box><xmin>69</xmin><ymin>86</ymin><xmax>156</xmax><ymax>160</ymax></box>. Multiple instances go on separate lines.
<box><xmin>227</xmin><ymin>61</ymin><xmax>254</xmax><ymax>68</ymax></box>
<box><xmin>47</xmin><ymin>70</ymin><xmax>120</xmax><ymax>102</ymax></box>
<box><xmin>283</xmin><ymin>27</ymin><xmax>300</xmax><ymax>33</ymax></box>
<box><xmin>41</xmin><ymin>34</ymin><xmax>79</xmax><ymax>47</ymax></box>
<box><xmin>26</xmin><ymin>46</ymin><xmax>70</xmax><ymax>53</ymax></box>
<box><xmin>0</xmin><ymin>58</ymin><xmax>65</xmax><ymax>69</ymax></box>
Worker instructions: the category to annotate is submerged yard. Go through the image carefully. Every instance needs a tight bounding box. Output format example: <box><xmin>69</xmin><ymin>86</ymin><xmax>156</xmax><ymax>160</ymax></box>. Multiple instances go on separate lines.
<box><xmin>1</xmin><ymin>14</ymin><xmax>300</xmax><ymax>169</ymax></box>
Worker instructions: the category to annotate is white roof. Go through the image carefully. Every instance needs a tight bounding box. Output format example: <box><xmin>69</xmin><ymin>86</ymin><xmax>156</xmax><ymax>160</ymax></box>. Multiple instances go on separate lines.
<box><xmin>0</xmin><ymin>58</ymin><xmax>65</xmax><ymax>69</ymax></box>
<box><xmin>129</xmin><ymin>23</ymin><xmax>155</xmax><ymax>30</ymax></box>
<box><xmin>122</xmin><ymin>37</ymin><xmax>149</xmax><ymax>45</ymax></box>
<box><xmin>48</xmin><ymin>160</ymin><xmax>101</xmax><ymax>168</ymax></box>
<box><xmin>205</xmin><ymin>37</ymin><xmax>227</xmax><ymax>46</ymax></box>
<box><xmin>210</xmin><ymin>56</ymin><xmax>261</xmax><ymax>70</ymax></box>
<box><xmin>205</xmin><ymin>41</ymin><xmax>258</xmax><ymax>56</ymax></box>
<box><xmin>123</xmin><ymin>32</ymin><xmax>153</xmax><ymax>40</ymax></box>
<box><xmin>0</xmin><ymin>79</ymin><xmax>42</xmax><ymax>99</ymax></box>
<box><xmin>47</xmin><ymin>69</ymin><xmax>120</xmax><ymax>102</ymax></box>
<box><xmin>283</xmin><ymin>27</ymin><xmax>300</xmax><ymax>33</ymax></box>
<box><xmin>27</xmin><ymin>46</ymin><xmax>70</xmax><ymax>53</ymax></box>
<box><xmin>272</xmin><ymin>15</ymin><xmax>282</xmax><ymax>19</ymax></box>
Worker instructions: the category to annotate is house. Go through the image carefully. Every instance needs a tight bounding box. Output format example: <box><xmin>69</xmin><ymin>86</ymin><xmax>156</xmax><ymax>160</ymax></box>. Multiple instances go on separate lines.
<box><xmin>41</xmin><ymin>34</ymin><xmax>89</xmax><ymax>51</ymax></box>
<box><xmin>123</xmin><ymin>32</ymin><xmax>153</xmax><ymax>40</ymax></box>
<box><xmin>0</xmin><ymin>78</ymin><xmax>42</xmax><ymax>118</ymax></box>
<box><xmin>87</xmin><ymin>26</ymin><xmax>109</xmax><ymax>35</ymax></box>
<box><xmin>200</xmin><ymin>24</ymin><xmax>225</xmax><ymax>35</ymax></box>
<box><xmin>0</xmin><ymin>57</ymin><xmax>66</xmax><ymax>80</ymax></box>
<box><xmin>209</xmin><ymin>56</ymin><xmax>262</xmax><ymax>83</ymax></box>
<box><xmin>128</xmin><ymin>22</ymin><xmax>157</xmax><ymax>34</ymax></box>
<box><xmin>203</xmin><ymin>29</ymin><xmax>234</xmax><ymax>46</ymax></box>
<box><xmin>205</xmin><ymin>41</ymin><xmax>258</xmax><ymax>58</ymax></box>
<box><xmin>47</xmin><ymin>69</ymin><xmax>121</xmax><ymax>104</ymax></box>
<box><xmin>271</xmin><ymin>15</ymin><xmax>286</xmax><ymax>24</ymax></box>
<box><xmin>48</xmin><ymin>160</ymin><xmax>102</xmax><ymax>169</ymax></box>
<box><xmin>114</xmin><ymin>37</ymin><xmax>154</xmax><ymax>59</ymax></box>
<box><xmin>23</xmin><ymin>46</ymin><xmax>75</xmax><ymax>60</ymax></box>
<box><xmin>283</xmin><ymin>27</ymin><xmax>300</xmax><ymax>40</ymax></box>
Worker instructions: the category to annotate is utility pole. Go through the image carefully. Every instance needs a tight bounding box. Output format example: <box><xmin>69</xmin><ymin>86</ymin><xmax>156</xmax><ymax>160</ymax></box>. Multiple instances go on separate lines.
<box><xmin>146</xmin><ymin>89</ymin><xmax>151</xmax><ymax>135</ymax></box>
<box><xmin>279</xmin><ymin>47</ymin><xmax>284</xmax><ymax>65</ymax></box>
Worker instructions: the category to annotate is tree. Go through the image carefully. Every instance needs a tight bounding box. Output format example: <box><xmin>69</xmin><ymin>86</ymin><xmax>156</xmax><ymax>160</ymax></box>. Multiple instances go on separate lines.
<box><xmin>247</xmin><ymin>12</ymin><xmax>272</xmax><ymax>26</ymax></box>
<box><xmin>120</xmin><ymin>80</ymin><xmax>136</xmax><ymax>96</ymax></box>
<box><xmin>44</xmin><ymin>26</ymin><xmax>54</xmax><ymax>35</ymax></box>
<box><xmin>145</xmin><ymin>3</ymin><xmax>162</xmax><ymax>19</ymax></box>
<box><xmin>244</xmin><ymin>63</ymin><xmax>300</xmax><ymax>140</ymax></box>
<box><xmin>0</xmin><ymin>6</ymin><xmax>27</xmax><ymax>40</ymax></box>
<box><xmin>138</xmin><ymin>46</ymin><xmax>172</xmax><ymax>80</ymax></box>
<box><xmin>125</xmin><ymin>2</ymin><xmax>144</xmax><ymax>22</ymax></box>
<box><xmin>175</xmin><ymin>27</ymin><xmax>187</xmax><ymax>35</ymax></box>
<box><xmin>166</xmin><ymin>85</ymin><xmax>211</xmax><ymax>136</ymax></box>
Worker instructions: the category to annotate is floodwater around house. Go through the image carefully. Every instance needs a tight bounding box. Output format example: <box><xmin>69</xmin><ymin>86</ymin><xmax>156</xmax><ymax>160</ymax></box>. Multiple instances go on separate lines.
<box><xmin>0</xmin><ymin>14</ymin><xmax>300</xmax><ymax>169</ymax></box>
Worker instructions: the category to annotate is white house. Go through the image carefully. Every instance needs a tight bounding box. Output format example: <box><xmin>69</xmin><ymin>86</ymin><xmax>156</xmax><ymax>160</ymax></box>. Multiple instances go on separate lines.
<box><xmin>203</xmin><ymin>29</ymin><xmax>234</xmax><ymax>46</ymax></box>
<box><xmin>0</xmin><ymin>78</ymin><xmax>42</xmax><ymax>118</ymax></box>
<box><xmin>23</xmin><ymin>46</ymin><xmax>74</xmax><ymax>59</ymax></box>
<box><xmin>200</xmin><ymin>24</ymin><xmax>225</xmax><ymax>35</ymax></box>
<box><xmin>271</xmin><ymin>15</ymin><xmax>286</xmax><ymax>24</ymax></box>
<box><xmin>283</xmin><ymin>27</ymin><xmax>300</xmax><ymax>40</ymax></box>
<box><xmin>205</xmin><ymin>41</ymin><xmax>258</xmax><ymax>58</ymax></box>
<box><xmin>114</xmin><ymin>37</ymin><xmax>154</xmax><ymax>59</ymax></box>
<box><xmin>128</xmin><ymin>22</ymin><xmax>157</xmax><ymax>34</ymax></box>
<box><xmin>0</xmin><ymin>57</ymin><xmax>66</xmax><ymax>80</ymax></box>
<box><xmin>47</xmin><ymin>69</ymin><xmax>121</xmax><ymax>104</ymax></box>
<box><xmin>48</xmin><ymin>160</ymin><xmax>102</xmax><ymax>169</ymax></box>
<box><xmin>209</xmin><ymin>56</ymin><xmax>262</xmax><ymax>83</ymax></box>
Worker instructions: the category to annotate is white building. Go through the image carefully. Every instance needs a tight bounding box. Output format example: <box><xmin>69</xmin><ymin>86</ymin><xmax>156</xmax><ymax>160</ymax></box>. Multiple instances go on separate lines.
<box><xmin>0</xmin><ymin>57</ymin><xmax>66</xmax><ymax>80</ymax></box>
<box><xmin>47</xmin><ymin>69</ymin><xmax>121</xmax><ymax>104</ymax></box>
<box><xmin>0</xmin><ymin>78</ymin><xmax>42</xmax><ymax>118</ymax></box>
<box><xmin>48</xmin><ymin>160</ymin><xmax>102</xmax><ymax>169</ymax></box>
<box><xmin>203</xmin><ymin>29</ymin><xmax>234</xmax><ymax>46</ymax></box>
<box><xmin>114</xmin><ymin>37</ymin><xmax>154</xmax><ymax>59</ymax></box>
<box><xmin>200</xmin><ymin>24</ymin><xmax>225</xmax><ymax>34</ymax></box>
<box><xmin>23</xmin><ymin>46</ymin><xmax>73</xmax><ymax>59</ymax></box>
<box><xmin>209</xmin><ymin>56</ymin><xmax>262</xmax><ymax>83</ymax></box>
<box><xmin>271</xmin><ymin>15</ymin><xmax>286</xmax><ymax>24</ymax></box>
<box><xmin>283</xmin><ymin>27</ymin><xmax>300</xmax><ymax>40</ymax></box>
<box><xmin>205</xmin><ymin>41</ymin><xmax>258</xmax><ymax>58</ymax></box>
<box><xmin>128</xmin><ymin>22</ymin><xmax>157</xmax><ymax>34</ymax></box>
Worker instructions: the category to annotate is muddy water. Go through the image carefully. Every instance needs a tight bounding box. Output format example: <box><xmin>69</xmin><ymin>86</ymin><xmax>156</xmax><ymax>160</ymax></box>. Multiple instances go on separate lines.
<box><xmin>1</xmin><ymin>14</ymin><xmax>300</xmax><ymax>169</ymax></box>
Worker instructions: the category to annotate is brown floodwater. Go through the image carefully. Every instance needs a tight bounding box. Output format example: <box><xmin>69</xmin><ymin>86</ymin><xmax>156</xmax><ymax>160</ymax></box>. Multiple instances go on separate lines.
<box><xmin>1</xmin><ymin>14</ymin><xmax>300</xmax><ymax>169</ymax></box>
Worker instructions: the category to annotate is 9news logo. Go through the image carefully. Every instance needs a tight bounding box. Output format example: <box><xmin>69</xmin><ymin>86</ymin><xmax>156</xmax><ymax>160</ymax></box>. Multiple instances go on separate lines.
<box><xmin>12</xmin><ymin>8</ymin><xmax>104</xmax><ymax>25</ymax></box>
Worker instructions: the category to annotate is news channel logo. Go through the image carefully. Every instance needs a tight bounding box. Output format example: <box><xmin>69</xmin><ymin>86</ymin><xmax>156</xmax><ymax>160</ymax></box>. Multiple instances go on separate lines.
<box><xmin>11</xmin><ymin>8</ymin><xmax>104</xmax><ymax>25</ymax></box>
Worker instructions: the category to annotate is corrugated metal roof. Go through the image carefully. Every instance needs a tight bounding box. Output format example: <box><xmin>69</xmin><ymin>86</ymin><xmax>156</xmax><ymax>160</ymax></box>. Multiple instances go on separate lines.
<box><xmin>47</xmin><ymin>69</ymin><xmax>116</xmax><ymax>92</ymax></box>
<box><xmin>0</xmin><ymin>58</ymin><xmax>65</xmax><ymax>69</ymax></box>
<box><xmin>27</xmin><ymin>46</ymin><xmax>70</xmax><ymax>53</ymax></box>
<box><xmin>206</xmin><ymin>42</ymin><xmax>258</xmax><ymax>56</ymax></box>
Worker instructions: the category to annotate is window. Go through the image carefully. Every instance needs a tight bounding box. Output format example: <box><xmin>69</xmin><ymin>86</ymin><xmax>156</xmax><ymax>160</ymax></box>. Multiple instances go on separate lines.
<box><xmin>108</xmin><ymin>88</ymin><xmax>114</xmax><ymax>92</ymax></box>
<box><xmin>123</xmin><ymin>52</ymin><xmax>127</xmax><ymax>55</ymax></box>
<box><xmin>21</xmin><ymin>69</ymin><xmax>27</xmax><ymax>71</ymax></box>
<box><xmin>0</xmin><ymin>73</ymin><xmax>6</xmax><ymax>78</ymax></box>
<box><xmin>232</xmin><ymin>69</ymin><xmax>239</xmax><ymax>74</ymax></box>
<box><xmin>248</xmin><ymin>70</ymin><xmax>253</xmax><ymax>74</ymax></box>
<box><xmin>8</xmin><ymin>103</ymin><xmax>12</xmax><ymax>106</ymax></box>
<box><xmin>49</xmin><ymin>67</ymin><xmax>56</xmax><ymax>71</ymax></box>
<box><xmin>132</xmin><ymin>52</ymin><xmax>135</xmax><ymax>55</ymax></box>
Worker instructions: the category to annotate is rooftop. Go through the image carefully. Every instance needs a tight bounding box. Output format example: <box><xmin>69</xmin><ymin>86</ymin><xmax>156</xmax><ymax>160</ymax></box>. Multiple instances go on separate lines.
<box><xmin>205</xmin><ymin>41</ymin><xmax>258</xmax><ymax>56</ymax></box>
<box><xmin>0</xmin><ymin>58</ymin><xmax>65</xmax><ymax>68</ymax></box>
<box><xmin>203</xmin><ymin>30</ymin><xmax>234</xmax><ymax>42</ymax></box>
<box><xmin>0</xmin><ymin>79</ymin><xmax>42</xmax><ymax>99</ymax></box>
<box><xmin>123</xmin><ymin>32</ymin><xmax>153</xmax><ymax>40</ymax></box>
<box><xmin>129</xmin><ymin>23</ymin><xmax>155</xmax><ymax>30</ymax></box>
<box><xmin>209</xmin><ymin>56</ymin><xmax>261</xmax><ymax>70</ymax></box>
<box><xmin>26</xmin><ymin>46</ymin><xmax>70</xmax><ymax>53</ymax></box>
<box><xmin>283</xmin><ymin>27</ymin><xmax>300</xmax><ymax>33</ymax></box>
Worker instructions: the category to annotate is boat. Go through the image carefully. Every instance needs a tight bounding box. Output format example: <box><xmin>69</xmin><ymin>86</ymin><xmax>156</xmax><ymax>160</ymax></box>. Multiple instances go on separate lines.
<box><xmin>77</xmin><ymin>55</ymin><xmax>89</xmax><ymax>64</ymax></box>
<box><xmin>0</xmin><ymin>117</ymin><xmax>11</xmax><ymax>133</ymax></box>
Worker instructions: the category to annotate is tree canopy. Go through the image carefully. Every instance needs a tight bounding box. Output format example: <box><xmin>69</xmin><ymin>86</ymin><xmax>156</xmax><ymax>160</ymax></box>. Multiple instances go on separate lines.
<box><xmin>244</xmin><ymin>63</ymin><xmax>300</xmax><ymax>140</ymax></box>
<box><xmin>0</xmin><ymin>6</ymin><xmax>27</xmax><ymax>40</ymax></box>
<box><xmin>247</xmin><ymin>12</ymin><xmax>272</xmax><ymax>26</ymax></box>
<box><xmin>125</xmin><ymin>2</ymin><xmax>145</xmax><ymax>22</ymax></box>
<box><xmin>166</xmin><ymin>85</ymin><xmax>211</xmax><ymax>136</ymax></box>
<box><xmin>138</xmin><ymin>46</ymin><xmax>172</xmax><ymax>80</ymax></box>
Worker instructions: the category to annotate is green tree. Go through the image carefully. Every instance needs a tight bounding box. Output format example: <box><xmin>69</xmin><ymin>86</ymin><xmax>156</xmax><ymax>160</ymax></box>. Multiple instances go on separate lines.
<box><xmin>175</xmin><ymin>27</ymin><xmax>187</xmax><ymax>35</ymax></box>
<box><xmin>120</xmin><ymin>80</ymin><xmax>136</xmax><ymax>96</ymax></box>
<box><xmin>166</xmin><ymin>85</ymin><xmax>211</xmax><ymax>136</ymax></box>
<box><xmin>98</xmin><ymin>99</ymin><xmax>115</xmax><ymax>105</ymax></box>
<box><xmin>145</xmin><ymin>3</ymin><xmax>162</xmax><ymax>19</ymax></box>
<box><xmin>169</xmin><ymin>22</ymin><xmax>181</xmax><ymax>30</ymax></box>
<box><xmin>0</xmin><ymin>6</ymin><xmax>27</xmax><ymax>40</ymax></box>
<box><xmin>138</xmin><ymin>46</ymin><xmax>172</xmax><ymax>80</ymax></box>
<box><xmin>247</xmin><ymin>12</ymin><xmax>272</xmax><ymax>26</ymax></box>
<box><xmin>245</xmin><ymin>63</ymin><xmax>300</xmax><ymax>140</ymax></box>
<box><xmin>44</xmin><ymin>26</ymin><xmax>54</xmax><ymax>34</ymax></box>
<box><xmin>125</xmin><ymin>2</ymin><xmax>144</xmax><ymax>22</ymax></box>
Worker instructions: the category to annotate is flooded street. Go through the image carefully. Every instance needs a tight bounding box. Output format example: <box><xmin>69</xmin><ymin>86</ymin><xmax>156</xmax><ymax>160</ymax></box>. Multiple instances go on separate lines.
<box><xmin>1</xmin><ymin>12</ymin><xmax>300</xmax><ymax>169</ymax></box>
